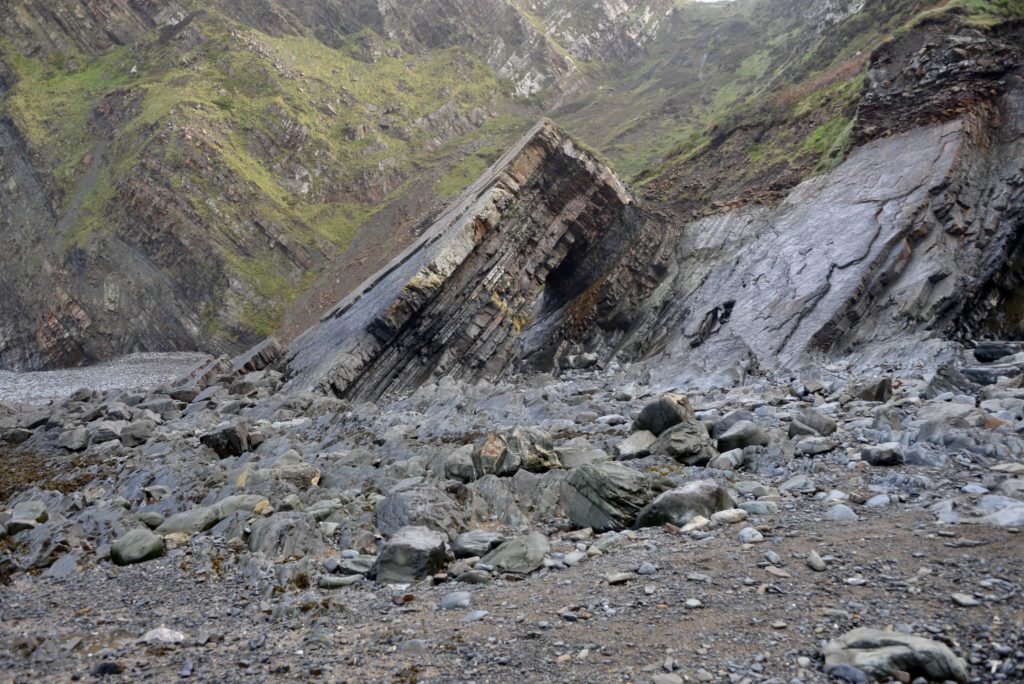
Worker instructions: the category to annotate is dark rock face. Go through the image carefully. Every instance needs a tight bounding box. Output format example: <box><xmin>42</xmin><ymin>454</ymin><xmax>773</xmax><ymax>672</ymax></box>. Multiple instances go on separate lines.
<box><xmin>283</xmin><ymin>120</ymin><xmax>653</xmax><ymax>400</ymax></box>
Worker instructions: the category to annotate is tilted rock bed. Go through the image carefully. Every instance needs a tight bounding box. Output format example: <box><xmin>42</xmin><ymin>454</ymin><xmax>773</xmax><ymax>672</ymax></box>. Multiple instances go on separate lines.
<box><xmin>1</xmin><ymin>345</ymin><xmax>1023</xmax><ymax>681</ymax></box>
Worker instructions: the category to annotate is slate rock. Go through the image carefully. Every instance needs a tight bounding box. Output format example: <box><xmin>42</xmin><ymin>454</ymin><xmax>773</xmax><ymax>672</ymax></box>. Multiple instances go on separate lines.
<box><xmin>111</xmin><ymin>528</ymin><xmax>165</xmax><ymax>566</ymax></box>
<box><xmin>651</xmin><ymin>422</ymin><xmax>717</xmax><ymax>466</ymax></box>
<box><xmin>566</xmin><ymin>462</ymin><xmax>673</xmax><ymax>532</ymax></box>
<box><xmin>635</xmin><ymin>480</ymin><xmax>735</xmax><ymax>529</ymax></box>
<box><xmin>247</xmin><ymin>513</ymin><xmax>325</xmax><ymax>561</ymax></box>
<box><xmin>375</xmin><ymin>481</ymin><xmax>469</xmax><ymax>536</ymax></box>
<box><xmin>788</xmin><ymin>408</ymin><xmax>837</xmax><ymax>438</ymax></box>
<box><xmin>823</xmin><ymin>627</ymin><xmax>968</xmax><ymax>683</ymax></box>
<box><xmin>862</xmin><ymin>442</ymin><xmax>903</xmax><ymax>466</ymax></box>
<box><xmin>472</xmin><ymin>427</ymin><xmax>561</xmax><ymax>477</ymax></box>
<box><xmin>452</xmin><ymin>530</ymin><xmax>506</xmax><ymax>558</ymax></box>
<box><xmin>614</xmin><ymin>430</ymin><xmax>657</xmax><ymax>459</ymax></box>
<box><xmin>155</xmin><ymin>506</ymin><xmax>220</xmax><ymax>536</ymax></box>
<box><xmin>633</xmin><ymin>395</ymin><xmax>695</xmax><ymax>436</ymax></box>
<box><xmin>200</xmin><ymin>422</ymin><xmax>250</xmax><ymax>458</ymax></box>
<box><xmin>851</xmin><ymin>377</ymin><xmax>893</xmax><ymax>403</ymax></box>
<box><xmin>716</xmin><ymin>420</ymin><xmax>770</xmax><ymax>451</ymax></box>
<box><xmin>373</xmin><ymin>526</ymin><xmax>447</xmax><ymax>584</ymax></box>
<box><xmin>57</xmin><ymin>426</ymin><xmax>89</xmax><ymax>452</ymax></box>
<box><xmin>120</xmin><ymin>419</ymin><xmax>155</xmax><ymax>448</ymax></box>
<box><xmin>481</xmin><ymin>531</ymin><xmax>549</xmax><ymax>574</ymax></box>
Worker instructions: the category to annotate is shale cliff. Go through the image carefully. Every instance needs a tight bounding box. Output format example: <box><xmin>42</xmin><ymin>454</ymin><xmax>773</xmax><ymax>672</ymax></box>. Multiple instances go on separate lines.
<box><xmin>283</xmin><ymin>12</ymin><xmax>1024</xmax><ymax>399</ymax></box>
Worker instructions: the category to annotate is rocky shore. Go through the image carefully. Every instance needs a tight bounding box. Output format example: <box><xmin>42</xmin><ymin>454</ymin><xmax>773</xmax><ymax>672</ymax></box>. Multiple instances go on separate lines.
<box><xmin>1</xmin><ymin>338</ymin><xmax>1022</xmax><ymax>682</ymax></box>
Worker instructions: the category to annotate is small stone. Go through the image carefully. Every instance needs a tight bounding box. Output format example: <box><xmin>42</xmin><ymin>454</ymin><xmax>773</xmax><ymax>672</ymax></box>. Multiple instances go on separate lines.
<box><xmin>440</xmin><ymin>591</ymin><xmax>472</xmax><ymax>610</ymax></box>
<box><xmin>607</xmin><ymin>571</ymin><xmax>636</xmax><ymax>585</ymax></box>
<box><xmin>738</xmin><ymin>527</ymin><xmax>764</xmax><ymax>544</ymax></box>
<box><xmin>139</xmin><ymin>627</ymin><xmax>187</xmax><ymax>645</ymax></box>
<box><xmin>637</xmin><ymin>562</ymin><xmax>656</xmax><ymax>575</ymax></box>
<box><xmin>111</xmin><ymin>528</ymin><xmax>165</xmax><ymax>566</ymax></box>
<box><xmin>711</xmin><ymin>508</ymin><xmax>748</xmax><ymax>524</ymax></box>
<box><xmin>806</xmin><ymin>550</ymin><xmax>827</xmax><ymax>572</ymax></box>
<box><xmin>684</xmin><ymin>598</ymin><xmax>703</xmax><ymax>609</ymax></box>
<box><xmin>825</xmin><ymin>504</ymin><xmax>859</xmax><ymax>522</ymax></box>
<box><xmin>951</xmin><ymin>592</ymin><xmax>980</xmax><ymax>607</ymax></box>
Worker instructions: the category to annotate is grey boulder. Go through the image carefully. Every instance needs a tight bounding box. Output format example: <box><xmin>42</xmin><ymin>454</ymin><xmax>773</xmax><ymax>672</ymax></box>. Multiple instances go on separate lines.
<box><xmin>480</xmin><ymin>531</ymin><xmax>549</xmax><ymax>574</ymax></box>
<box><xmin>373</xmin><ymin>526</ymin><xmax>447</xmax><ymax>584</ymax></box>
<box><xmin>633</xmin><ymin>395</ymin><xmax>695</xmax><ymax>436</ymax></box>
<box><xmin>635</xmin><ymin>480</ymin><xmax>736</xmax><ymax>528</ymax></box>
<box><xmin>823</xmin><ymin>627</ymin><xmax>968</xmax><ymax>683</ymax></box>
<box><xmin>111</xmin><ymin>528</ymin><xmax>165</xmax><ymax>566</ymax></box>
<box><xmin>788</xmin><ymin>409</ymin><xmax>837</xmax><ymax>438</ymax></box>
<box><xmin>247</xmin><ymin>513</ymin><xmax>325</xmax><ymax>561</ymax></box>
<box><xmin>566</xmin><ymin>462</ymin><xmax>673</xmax><ymax>532</ymax></box>
<box><xmin>716</xmin><ymin>420</ymin><xmax>770</xmax><ymax>452</ymax></box>
<box><xmin>651</xmin><ymin>422</ymin><xmax>717</xmax><ymax>466</ymax></box>
<box><xmin>452</xmin><ymin>530</ymin><xmax>506</xmax><ymax>558</ymax></box>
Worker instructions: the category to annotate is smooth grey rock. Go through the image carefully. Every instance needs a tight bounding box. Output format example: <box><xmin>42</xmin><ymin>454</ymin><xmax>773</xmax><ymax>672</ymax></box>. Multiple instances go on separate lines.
<box><xmin>789</xmin><ymin>408</ymin><xmax>837</xmax><ymax>437</ymax></box>
<box><xmin>138</xmin><ymin>511</ymin><xmax>165</xmax><ymax>529</ymax></box>
<box><xmin>634</xmin><ymin>395</ymin><xmax>695</xmax><ymax>436</ymax></box>
<box><xmin>708</xmin><ymin>448</ymin><xmax>744</xmax><ymax>470</ymax></box>
<box><xmin>111</xmin><ymin>528</ymin><xmax>164</xmax><ymax>566</ymax></box>
<box><xmin>738</xmin><ymin>527</ymin><xmax>764</xmax><ymax>543</ymax></box>
<box><xmin>566</xmin><ymin>462</ymin><xmax>673</xmax><ymax>532</ymax></box>
<box><xmin>823</xmin><ymin>627</ymin><xmax>968</xmax><ymax>683</ymax></box>
<box><xmin>635</xmin><ymin>480</ymin><xmax>735</xmax><ymax>529</ymax></box>
<box><xmin>373</xmin><ymin>526</ymin><xmax>447</xmax><ymax>584</ymax></box>
<box><xmin>155</xmin><ymin>506</ymin><xmax>219</xmax><ymax>536</ymax></box>
<box><xmin>481</xmin><ymin>531</ymin><xmax>549</xmax><ymax>574</ymax></box>
<box><xmin>711</xmin><ymin>410</ymin><xmax>757</xmax><ymax>439</ymax></box>
<box><xmin>452</xmin><ymin>530</ymin><xmax>505</xmax><ymax>559</ymax></box>
<box><xmin>614</xmin><ymin>430</ymin><xmax>657</xmax><ymax>459</ymax></box>
<box><xmin>57</xmin><ymin>426</ymin><xmax>89</xmax><ymax>452</ymax></box>
<box><xmin>825</xmin><ymin>504</ymin><xmax>859</xmax><ymax>522</ymax></box>
<box><xmin>716</xmin><ymin>420</ymin><xmax>770</xmax><ymax>451</ymax></box>
<box><xmin>440</xmin><ymin>591</ymin><xmax>472</xmax><ymax>610</ymax></box>
<box><xmin>862</xmin><ymin>442</ymin><xmax>903</xmax><ymax>466</ymax></box>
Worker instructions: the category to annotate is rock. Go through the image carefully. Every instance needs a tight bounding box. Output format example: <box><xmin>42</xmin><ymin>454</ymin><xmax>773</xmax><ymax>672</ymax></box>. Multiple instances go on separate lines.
<box><xmin>89</xmin><ymin>420</ymin><xmax>126</xmax><ymax>444</ymax></box>
<box><xmin>246</xmin><ymin>513</ymin><xmax>325</xmax><ymax>561</ymax></box>
<box><xmin>272</xmin><ymin>461</ymin><xmax>321</xmax><ymax>489</ymax></box>
<box><xmin>795</xmin><ymin>436</ymin><xmax>837</xmax><ymax>456</ymax></box>
<box><xmin>651</xmin><ymin>674</ymin><xmax>683</xmax><ymax>684</ymax></box>
<box><xmin>738</xmin><ymin>527</ymin><xmax>764</xmax><ymax>543</ymax></box>
<box><xmin>440</xmin><ymin>591</ymin><xmax>472</xmax><ymax>609</ymax></box>
<box><xmin>566</xmin><ymin>352</ymin><xmax>598</xmax><ymax>369</ymax></box>
<box><xmin>716</xmin><ymin>420</ymin><xmax>770</xmax><ymax>451</ymax></box>
<box><xmin>120</xmin><ymin>419</ymin><xmax>155</xmax><ymax>448</ymax></box>
<box><xmin>825</xmin><ymin>504</ymin><xmax>859</xmax><ymax>522</ymax></box>
<box><xmin>373</xmin><ymin>526</ymin><xmax>447</xmax><ymax>584</ymax></box>
<box><xmin>806</xmin><ymin>550</ymin><xmax>827</xmax><ymax>571</ymax></box>
<box><xmin>139</xmin><ymin>627</ymin><xmax>187</xmax><ymax>645</ymax></box>
<box><xmin>57</xmin><ymin>426</ymin><xmax>89</xmax><ymax>452</ymax></box>
<box><xmin>138</xmin><ymin>511</ymin><xmax>165</xmax><ymax>529</ymax></box>
<box><xmin>979</xmin><ymin>504</ymin><xmax>1024</xmax><ymax>527</ymax></box>
<box><xmin>337</xmin><ymin>555</ymin><xmax>376</xmax><ymax>576</ymax></box>
<box><xmin>633</xmin><ymin>395</ymin><xmax>695</xmax><ymax>436</ymax></box>
<box><xmin>823</xmin><ymin>627</ymin><xmax>968</xmax><ymax>683</ymax></box>
<box><xmin>7</xmin><ymin>501</ymin><xmax>48</xmax><ymax>534</ymax></box>
<box><xmin>635</xmin><ymin>480</ymin><xmax>735</xmax><ymax>529</ymax></box>
<box><xmin>155</xmin><ymin>506</ymin><xmax>219</xmax><ymax>536</ymax></box>
<box><xmin>951</xmin><ymin>592</ymin><xmax>980</xmax><ymax>607</ymax></box>
<box><xmin>707</xmin><ymin>447</ymin><xmax>743</xmax><ymax>470</ymax></box>
<box><xmin>199</xmin><ymin>422</ymin><xmax>250</xmax><ymax>458</ymax></box>
<box><xmin>111</xmin><ymin>528</ymin><xmax>164</xmax><ymax>566</ymax></box>
<box><xmin>711</xmin><ymin>410</ymin><xmax>757</xmax><ymax>439</ymax></box>
<box><xmin>650</xmin><ymin>422</ymin><xmax>717</xmax><ymax>466</ymax></box>
<box><xmin>480</xmin><ymin>531</ymin><xmax>549</xmax><ymax>574</ymax></box>
<box><xmin>606</xmin><ymin>571</ymin><xmax>635</xmax><ymax>585</ymax></box>
<box><xmin>788</xmin><ymin>409</ymin><xmax>837</xmax><ymax>437</ymax></box>
<box><xmin>614</xmin><ymin>430</ymin><xmax>657</xmax><ymax>459</ymax></box>
<box><xmin>710</xmin><ymin>508</ymin><xmax>747</xmax><ymax>524</ymax></box>
<box><xmin>566</xmin><ymin>462</ymin><xmax>672</xmax><ymax>532</ymax></box>
<box><xmin>375</xmin><ymin>481</ymin><xmax>469</xmax><ymax>536</ymax></box>
<box><xmin>861</xmin><ymin>442</ymin><xmax>903</xmax><ymax>466</ymax></box>
<box><xmin>452</xmin><ymin>531</ymin><xmax>505</xmax><ymax>558</ymax></box>
<box><xmin>779</xmin><ymin>474</ymin><xmax>816</xmax><ymax>494</ymax></box>
<box><xmin>3</xmin><ymin>427</ymin><xmax>32</xmax><ymax>444</ymax></box>
<box><xmin>444</xmin><ymin>445</ymin><xmax>476</xmax><ymax>483</ymax></box>
<box><xmin>473</xmin><ymin>427</ymin><xmax>561</xmax><ymax>476</ymax></box>
<box><xmin>851</xmin><ymin>377</ymin><xmax>893</xmax><ymax>402</ymax></box>
<box><xmin>974</xmin><ymin>341</ymin><xmax>1023</xmax><ymax>362</ymax></box>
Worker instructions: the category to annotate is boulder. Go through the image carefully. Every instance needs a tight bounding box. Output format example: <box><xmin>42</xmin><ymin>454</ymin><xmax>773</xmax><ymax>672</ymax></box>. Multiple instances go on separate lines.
<box><xmin>711</xmin><ymin>410</ymin><xmax>757</xmax><ymax>439</ymax></box>
<box><xmin>614</xmin><ymin>430</ymin><xmax>656</xmax><ymax>459</ymax></box>
<box><xmin>862</xmin><ymin>442</ymin><xmax>903</xmax><ymax>466</ymax></box>
<box><xmin>635</xmin><ymin>481</ymin><xmax>735</xmax><ymax>528</ymax></box>
<box><xmin>120</xmin><ymin>419</ymin><xmax>156</xmax><ymax>448</ymax></box>
<box><xmin>375</xmin><ymin>480</ymin><xmax>470</xmax><ymax>536</ymax></box>
<box><xmin>480</xmin><ymin>531</ymin><xmax>549</xmax><ymax>574</ymax></box>
<box><xmin>851</xmin><ymin>377</ymin><xmax>893</xmax><ymax>402</ymax></box>
<box><xmin>372</xmin><ymin>526</ymin><xmax>447</xmax><ymax>584</ymax></box>
<box><xmin>200</xmin><ymin>422</ymin><xmax>250</xmax><ymax>458</ymax></box>
<box><xmin>452</xmin><ymin>530</ymin><xmax>506</xmax><ymax>558</ymax></box>
<box><xmin>155</xmin><ymin>506</ymin><xmax>220</xmax><ymax>536</ymax></box>
<box><xmin>788</xmin><ymin>409</ymin><xmax>837</xmax><ymax>438</ymax></box>
<box><xmin>111</xmin><ymin>528</ymin><xmax>165</xmax><ymax>566</ymax></box>
<box><xmin>633</xmin><ymin>395</ymin><xmax>695</xmax><ymax>436</ymax></box>
<box><xmin>89</xmin><ymin>420</ymin><xmax>126</xmax><ymax>444</ymax></box>
<box><xmin>566</xmin><ymin>462</ymin><xmax>673</xmax><ymax>532</ymax></box>
<box><xmin>7</xmin><ymin>501</ymin><xmax>49</xmax><ymax>534</ymax></box>
<box><xmin>472</xmin><ymin>427</ymin><xmax>561</xmax><ymax>477</ymax></box>
<box><xmin>650</xmin><ymin>422</ymin><xmax>717</xmax><ymax>466</ymax></box>
<box><xmin>444</xmin><ymin>445</ymin><xmax>476</xmax><ymax>483</ymax></box>
<box><xmin>823</xmin><ymin>628</ymin><xmax>968</xmax><ymax>683</ymax></box>
<box><xmin>57</xmin><ymin>427</ymin><xmax>89</xmax><ymax>452</ymax></box>
<box><xmin>247</xmin><ymin>513</ymin><xmax>325</xmax><ymax>561</ymax></box>
<box><xmin>716</xmin><ymin>420</ymin><xmax>770</xmax><ymax>451</ymax></box>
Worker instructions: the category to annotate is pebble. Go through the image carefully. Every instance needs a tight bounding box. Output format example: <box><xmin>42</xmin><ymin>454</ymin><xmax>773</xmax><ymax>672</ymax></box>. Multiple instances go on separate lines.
<box><xmin>806</xmin><ymin>550</ymin><xmax>827</xmax><ymax>572</ymax></box>
<box><xmin>951</xmin><ymin>592</ymin><xmax>981</xmax><ymax>607</ymax></box>
<box><xmin>738</xmin><ymin>527</ymin><xmax>764</xmax><ymax>544</ymax></box>
<box><xmin>637</xmin><ymin>562</ymin><xmax>656</xmax><ymax>575</ymax></box>
<box><xmin>606</xmin><ymin>572</ymin><xmax>636</xmax><ymax>585</ymax></box>
<box><xmin>684</xmin><ymin>598</ymin><xmax>703</xmax><ymax>609</ymax></box>
<box><xmin>440</xmin><ymin>591</ymin><xmax>472</xmax><ymax>610</ymax></box>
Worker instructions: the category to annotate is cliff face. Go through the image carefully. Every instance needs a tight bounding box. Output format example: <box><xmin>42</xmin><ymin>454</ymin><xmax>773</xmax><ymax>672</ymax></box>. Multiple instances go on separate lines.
<box><xmin>283</xmin><ymin>14</ymin><xmax>1024</xmax><ymax>397</ymax></box>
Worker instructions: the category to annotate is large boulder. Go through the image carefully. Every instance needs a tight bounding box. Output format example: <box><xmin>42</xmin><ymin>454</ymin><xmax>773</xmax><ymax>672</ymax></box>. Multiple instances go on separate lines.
<box><xmin>372</xmin><ymin>526</ymin><xmax>447</xmax><ymax>584</ymax></box>
<box><xmin>566</xmin><ymin>462</ymin><xmax>673</xmax><ymax>532</ymax></box>
<box><xmin>472</xmin><ymin>427</ymin><xmax>561</xmax><ymax>477</ymax></box>
<box><xmin>635</xmin><ymin>481</ymin><xmax>736</xmax><ymax>528</ymax></box>
<box><xmin>375</xmin><ymin>480</ymin><xmax>470</xmax><ymax>536</ymax></box>
<box><xmin>633</xmin><ymin>395</ymin><xmax>695</xmax><ymax>436</ymax></box>
<box><xmin>200</xmin><ymin>422</ymin><xmax>251</xmax><ymax>458</ymax></box>
<box><xmin>788</xmin><ymin>409</ymin><xmax>837</xmax><ymax>438</ymax></box>
<box><xmin>823</xmin><ymin>628</ymin><xmax>968</xmax><ymax>683</ymax></box>
<box><xmin>452</xmin><ymin>530</ymin><xmax>506</xmax><ymax>558</ymax></box>
<box><xmin>851</xmin><ymin>377</ymin><xmax>893</xmax><ymax>402</ymax></box>
<box><xmin>111</xmin><ymin>528</ymin><xmax>165</xmax><ymax>566</ymax></box>
<box><xmin>480</xmin><ymin>531</ymin><xmax>549</xmax><ymax>574</ymax></box>
<box><xmin>155</xmin><ymin>506</ymin><xmax>220</xmax><ymax>536</ymax></box>
<box><xmin>716</xmin><ymin>420</ymin><xmax>770</xmax><ymax>452</ymax></box>
<box><xmin>651</xmin><ymin>422</ymin><xmax>717</xmax><ymax>466</ymax></box>
<box><xmin>247</xmin><ymin>513</ymin><xmax>325</xmax><ymax>561</ymax></box>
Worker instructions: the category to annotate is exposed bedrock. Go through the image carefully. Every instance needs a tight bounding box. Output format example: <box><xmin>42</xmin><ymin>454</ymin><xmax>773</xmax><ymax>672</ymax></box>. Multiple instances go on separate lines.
<box><xmin>282</xmin><ymin>22</ymin><xmax>1024</xmax><ymax>399</ymax></box>
<box><xmin>283</xmin><ymin>119</ymin><xmax>657</xmax><ymax>400</ymax></box>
